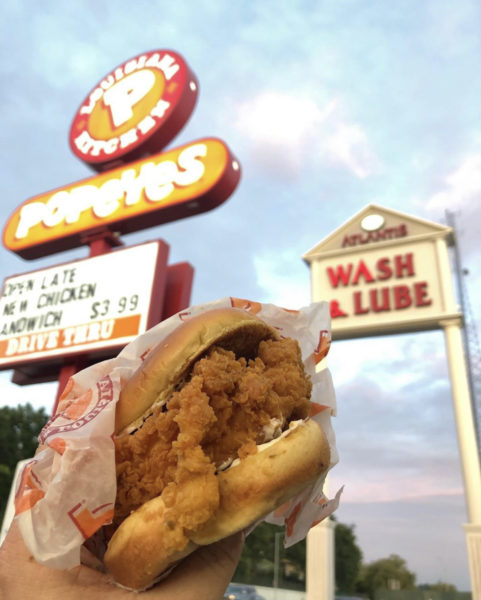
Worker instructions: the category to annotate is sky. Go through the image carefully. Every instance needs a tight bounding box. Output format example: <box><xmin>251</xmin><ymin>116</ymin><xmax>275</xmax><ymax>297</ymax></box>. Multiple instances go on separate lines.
<box><xmin>1</xmin><ymin>0</ymin><xmax>481</xmax><ymax>591</ymax></box>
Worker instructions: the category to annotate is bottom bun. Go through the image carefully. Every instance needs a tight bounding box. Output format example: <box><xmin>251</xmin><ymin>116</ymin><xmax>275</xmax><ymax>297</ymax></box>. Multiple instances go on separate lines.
<box><xmin>190</xmin><ymin>419</ymin><xmax>330</xmax><ymax>544</ymax></box>
<box><xmin>104</xmin><ymin>419</ymin><xmax>330</xmax><ymax>590</ymax></box>
<box><xmin>103</xmin><ymin>494</ymin><xmax>199</xmax><ymax>591</ymax></box>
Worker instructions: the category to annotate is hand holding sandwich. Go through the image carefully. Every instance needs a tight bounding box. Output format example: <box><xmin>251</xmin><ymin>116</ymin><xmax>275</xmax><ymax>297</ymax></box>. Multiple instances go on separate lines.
<box><xmin>0</xmin><ymin>521</ymin><xmax>244</xmax><ymax>599</ymax></box>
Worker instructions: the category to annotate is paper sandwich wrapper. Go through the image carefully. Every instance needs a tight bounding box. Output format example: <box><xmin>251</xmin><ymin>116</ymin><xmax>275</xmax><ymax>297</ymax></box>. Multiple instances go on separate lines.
<box><xmin>14</xmin><ymin>297</ymin><xmax>341</xmax><ymax>571</ymax></box>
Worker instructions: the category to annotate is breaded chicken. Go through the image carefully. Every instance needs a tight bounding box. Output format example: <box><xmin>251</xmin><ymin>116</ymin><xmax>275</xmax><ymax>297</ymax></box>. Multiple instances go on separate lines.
<box><xmin>114</xmin><ymin>337</ymin><xmax>311</xmax><ymax>524</ymax></box>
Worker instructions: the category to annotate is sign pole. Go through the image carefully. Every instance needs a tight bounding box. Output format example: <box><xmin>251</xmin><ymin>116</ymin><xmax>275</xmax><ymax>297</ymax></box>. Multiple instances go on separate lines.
<box><xmin>83</xmin><ymin>230</ymin><xmax>123</xmax><ymax>257</ymax></box>
<box><xmin>306</xmin><ymin>517</ymin><xmax>335</xmax><ymax>600</ymax></box>
<box><xmin>442</xmin><ymin>318</ymin><xmax>481</xmax><ymax>599</ymax></box>
<box><xmin>307</xmin><ymin>245</ymin><xmax>335</xmax><ymax>600</ymax></box>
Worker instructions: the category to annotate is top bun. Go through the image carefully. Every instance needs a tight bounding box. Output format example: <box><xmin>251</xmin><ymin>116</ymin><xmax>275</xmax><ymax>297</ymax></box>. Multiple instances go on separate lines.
<box><xmin>115</xmin><ymin>308</ymin><xmax>279</xmax><ymax>434</ymax></box>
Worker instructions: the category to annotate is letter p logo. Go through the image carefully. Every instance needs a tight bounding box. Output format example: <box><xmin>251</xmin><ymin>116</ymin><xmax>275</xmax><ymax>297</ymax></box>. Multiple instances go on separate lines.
<box><xmin>103</xmin><ymin>70</ymin><xmax>156</xmax><ymax>128</ymax></box>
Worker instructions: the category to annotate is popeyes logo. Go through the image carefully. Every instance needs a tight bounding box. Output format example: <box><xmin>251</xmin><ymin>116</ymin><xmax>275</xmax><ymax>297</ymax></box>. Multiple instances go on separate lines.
<box><xmin>4</xmin><ymin>139</ymin><xmax>240</xmax><ymax>258</ymax></box>
<box><xmin>69</xmin><ymin>50</ymin><xmax>198</xmax><ymax>171</ymax></box>
<box><xmin>3</xmin><ymin>49</ymin><xmax>241</xmax><ymax>259</ymax></box>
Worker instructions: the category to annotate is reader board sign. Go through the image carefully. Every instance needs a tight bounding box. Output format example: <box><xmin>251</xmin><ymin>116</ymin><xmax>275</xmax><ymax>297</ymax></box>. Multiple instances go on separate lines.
<box><xmin>0</xmin><ymin>241</ymin><xmax>168</xmax><ymax>368</ymax></box>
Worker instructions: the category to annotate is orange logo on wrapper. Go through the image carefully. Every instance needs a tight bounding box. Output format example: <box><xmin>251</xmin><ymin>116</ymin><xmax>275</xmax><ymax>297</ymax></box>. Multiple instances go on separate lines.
<box><xmin>62</xmin><ymin>389</ymin><xmax>93</xmax><ymax>420</ymax></box>
<box><xmin>69</xmin><ymin>50</ymin><xmax>199</xmax><ymax>171</ymax></box>
<box><xmin>313</xmin><ymin>330</ymin><xmax>331</xmax><ymax>364</ymax></box>
<box><xmin>309</xmin><ymin>492</ymin><xmax>330</xmax><ymax>528</ymax></box>
<box><xmin>39</xmin><ymin>376</ymin><xmax>114</xmax><ymax>444</ymax></box>
<box><xmin>273</xmin><ymin>499</ymin><xmax>293</xmax><ymax>519</ymax></box>
<box><xmin>309</xmin><ymin>403</ymin><xmax>330</xmax><ymax>418</ymax></box>
<box><xmin>68</xmin><ymin>501</ymin><xmax>114</xmax><ymax>539</ymax></box>
<box><xmin>59</xmin><ymin>377</ymin><xmax>75</xmax><ymax>402</ymax></box>
<box><xmin>285</xmin><ymin>502</ymin><xmax>302</xmax><ymax>537</ymax></box>
<box><xmin>230</xmin><ymin>297</ymin><xmax>262</xmax><ymax>315</ymax></box>
<box><xmin>47</xmin><ymin>437</ymin><xmax>67</xmax><ymax>455</ymax></box>
<box><xmin>15</xmin><ymin>461</ymin><xmax>45</xmax><ymax>515</ymax></box>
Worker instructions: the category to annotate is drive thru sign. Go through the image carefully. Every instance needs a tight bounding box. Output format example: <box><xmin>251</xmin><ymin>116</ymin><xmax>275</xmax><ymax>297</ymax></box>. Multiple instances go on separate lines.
<box><xmin>0</xmin><ymin>241</ymin><xmax>169</xmax><ymax>368</ymax></box>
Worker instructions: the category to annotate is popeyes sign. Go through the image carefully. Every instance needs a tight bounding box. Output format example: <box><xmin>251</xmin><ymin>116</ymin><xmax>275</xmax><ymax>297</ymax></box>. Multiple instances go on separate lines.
<box><xmin>4</xmin><ymin>139</ymin><xmax>239</xmax><ymax>259</ymax></box>
<box><xmin>3</xmin><ymin>50</ymin><xmax>241</xmax><ymax>259</ymax></box>
<box><xmin>303</xmin><ymin>204</ymin><xmax>462</xmax><ymax>339</ymax></box>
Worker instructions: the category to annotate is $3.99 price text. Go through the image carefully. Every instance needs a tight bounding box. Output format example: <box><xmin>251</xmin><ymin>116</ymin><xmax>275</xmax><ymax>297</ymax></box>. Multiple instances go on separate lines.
<box><xmin>90</xmin><ymin>294</ymin><xmax>139</xmax><ymax>320</ymax></box>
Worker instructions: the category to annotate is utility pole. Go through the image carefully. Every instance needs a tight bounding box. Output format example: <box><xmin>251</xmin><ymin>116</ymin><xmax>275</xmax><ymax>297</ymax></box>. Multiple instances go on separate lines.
<box><xmin>445</xmin><ymin>209</ymin><xmax>481</xmax><ymax>451</ymax></box>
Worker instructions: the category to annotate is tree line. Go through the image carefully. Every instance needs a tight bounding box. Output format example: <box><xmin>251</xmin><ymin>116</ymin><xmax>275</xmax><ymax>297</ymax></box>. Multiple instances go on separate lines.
<box><xmin>0</xmin><ymin>403</ymin><xmax>49</xmax><ymax>524</ymax></box>
<box><xmin>233</xmin><ymin>517</ymin><xmax>461</xmax><ymax>598</ymax></box>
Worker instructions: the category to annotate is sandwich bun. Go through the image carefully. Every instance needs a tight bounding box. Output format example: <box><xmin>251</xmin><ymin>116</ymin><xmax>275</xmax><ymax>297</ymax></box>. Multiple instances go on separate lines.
<box><xmin>115</xmin><ymin>308</ymin><xmax>278</xmax><ymax>434</ymax></box>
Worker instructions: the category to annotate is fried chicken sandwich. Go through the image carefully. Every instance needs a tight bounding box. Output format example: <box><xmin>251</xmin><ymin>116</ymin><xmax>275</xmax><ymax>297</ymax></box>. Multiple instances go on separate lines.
<box><xmin>104</xmin><ymin>307</ymin><xmax>330</xmax><ymax>590</ymax></box>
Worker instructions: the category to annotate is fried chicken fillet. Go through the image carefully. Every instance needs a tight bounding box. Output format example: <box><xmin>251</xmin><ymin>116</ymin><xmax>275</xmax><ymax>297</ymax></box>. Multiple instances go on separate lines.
<box><xmin>115</xmin><ymin>337</ymin><xmax>311</xmax><ymax>524</ymax></box>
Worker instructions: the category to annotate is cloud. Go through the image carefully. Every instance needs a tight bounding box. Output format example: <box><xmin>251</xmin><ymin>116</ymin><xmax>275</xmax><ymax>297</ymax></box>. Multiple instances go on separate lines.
<box><xmin>327</xmin><ymin>330</ymin><xmax>462</xmax><ymax>503</ymax></box>
<box><xmin>253</xmin><ymin>249</ymin><xmax>311</xmax><ymax>308</ymax></box>
<box><xmin>232</xmin><ymin>92</ymin><xmax>333</xmax><ymax>179</ymax></box>
<box><xmin>424</xmin><ymin>0</ymin><xmax>481</xmax><ymax>59</ymax></box>
<box><xmin>235</xmin><ymin>92</ymin><xmax>330</xmax><ymax>149</ymax></box>
<box><xmin>424</xmin><ymin>152</ymin><xmax>481</xmax><ymax>285</ymax></box>
<box><xmin>321</xmin><ymin>121</ymin><xmax>379</xmax><ymax>179</ymax></box>
<box><xmin>426</xmin><ymin>153</ymin><xmax>481</xmax><ymax>212</ymax></box>
<box><xmin>232</xmin><ymin>91</ymin><xmax>380</xmax><ymax>180</ymax></box>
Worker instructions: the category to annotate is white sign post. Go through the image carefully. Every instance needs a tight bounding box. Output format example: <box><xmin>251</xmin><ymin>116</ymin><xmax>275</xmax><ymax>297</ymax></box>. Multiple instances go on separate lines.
<box><xmin>303</xmin><ymin>204</ymin><xmax>481</xmax><ymax>600</ymax></box>
<box><xmin>0</xmin><ymin>240</ymin><xmax>167</xmax><ymax>369</ymax></box>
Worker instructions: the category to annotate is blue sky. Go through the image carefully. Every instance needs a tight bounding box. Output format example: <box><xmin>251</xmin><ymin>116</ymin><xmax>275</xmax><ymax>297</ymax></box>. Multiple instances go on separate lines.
<box><xmin>1</xmin><ymin>0</ymin><xmax>481</xmax><ymax>590</ymax></box>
